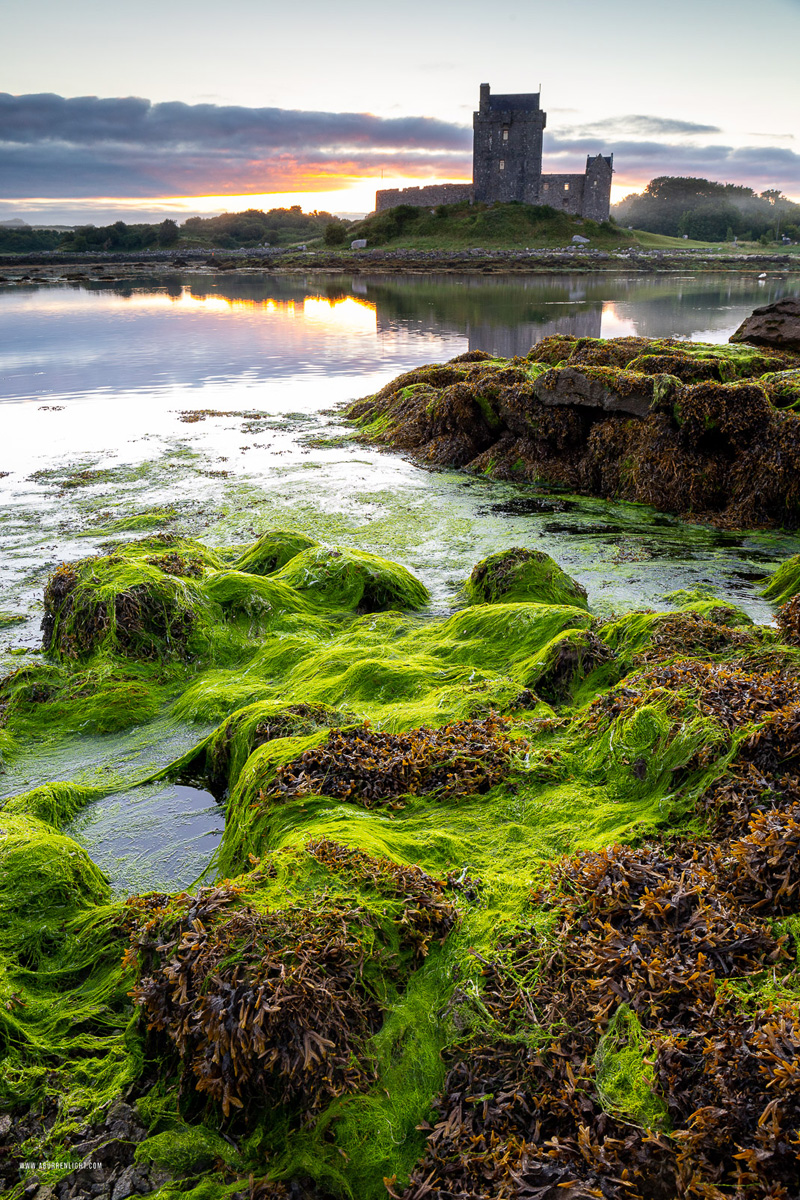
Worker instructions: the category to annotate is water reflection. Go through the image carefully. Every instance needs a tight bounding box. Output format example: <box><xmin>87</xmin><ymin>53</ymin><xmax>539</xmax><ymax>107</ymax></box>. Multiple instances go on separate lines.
<box><xmin>1</xmin><ymin>271</ymin><xmax>794</xmax><ymax>403</ymax></box>
<box><xmin>68</xmin><ymin>782</ymin><xmax>224</xmax><ymax>896</ymax></box>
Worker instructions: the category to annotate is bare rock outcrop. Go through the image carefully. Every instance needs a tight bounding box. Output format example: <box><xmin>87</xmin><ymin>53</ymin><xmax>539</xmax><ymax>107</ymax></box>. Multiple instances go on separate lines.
<box><xmin>730</xmin><ymin>296</ymin><xmax>800</xmax><ymax>352</ymax></box>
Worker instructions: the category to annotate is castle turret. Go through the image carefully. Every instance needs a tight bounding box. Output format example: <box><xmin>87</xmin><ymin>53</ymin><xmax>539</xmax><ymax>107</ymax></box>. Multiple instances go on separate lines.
<box><xmin>581</xmin><ymin>153</ymin><xmax>614</xmax><ymax>221</ymax></box>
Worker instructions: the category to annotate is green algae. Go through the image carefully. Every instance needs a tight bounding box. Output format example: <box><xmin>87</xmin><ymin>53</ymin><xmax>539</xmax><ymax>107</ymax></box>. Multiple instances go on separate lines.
<box><xmin>43</xmin><ymin>555</ymin><xmax>215</xmax><ymax>664</ymax></box>
<box><xmin>1</xmin><ymin>780</ymin><xmax>102</xmax><ymax>826</ymax></box>
<box><xmin>594</xmin><ymin>1004</ymin><xmax>670</xmax><ymax>1131</ymax></box>
<box><xmin>527</xmin><ymin>333</ymin><xmax>795</xmax><ymax>382</ymax></box>
<box><xmin>135</xmin><ymin>1125</ymin><xmax>243</xmax><ymax>1174</ymax></box>
<box><xmin>0</xmin><ymin>611</ymin><xmax>26</xmax><ymax>628</ymax></box>
<box><xmin>105</xmin><ymin>508</ymin><xmax>179</xmax><ymax>532</ymax></box>
<box><xmin>231</xmin><ymin>529</ymin><xmax>318</xmax><ymax>575</ymax></box>
<box><xmin>658</xmin><ymin>586</ymin><xmax>754</xmax><ymax>625</ymax></box>
<box><xmin>760</xmin><ymin>368</ymin><xmax>800</xmax><ymax>410</ymax></box>
<box><xmin>10</xmin><ymin>527</ymin><xmax>800</xmax><ymax>1199</ymax></box>
<box><xmin>273</xmin><ymin>545</ymin><xmax>430</xmax><ymax>612</ymax></box>
<box><xmin>0</xmin><ymin>810</ymin><xmax>137</xmax><ymax>1130</ymax></box>
<box><xmin>761</xmin><ymin>552</ymin><xmax>800</xmax><ymax>604</ymax></box>
<box><xmin>514</xmin><ymin>626</ymin><xmax>612</xmax><ymax>702</ymax></box>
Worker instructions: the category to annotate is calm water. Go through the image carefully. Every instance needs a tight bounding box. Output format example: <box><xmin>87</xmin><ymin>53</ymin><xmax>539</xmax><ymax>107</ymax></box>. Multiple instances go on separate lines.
<box><xmin>1</xmin><ymin>269</ymin><xmax>798</xmax><ymax>890</ymax></box>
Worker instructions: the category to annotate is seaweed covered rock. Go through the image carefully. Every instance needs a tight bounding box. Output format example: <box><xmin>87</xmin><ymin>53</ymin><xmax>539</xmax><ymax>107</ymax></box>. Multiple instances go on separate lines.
<box><xmin>42</xmin><ymin>555</ymin><xmax>213</xmax><ymax>661</ymax></box>
<box><xmin>274</xmin><ymin>545</ymin><xmax>429</xmax><ymax>612</ymax></box>
<box><xmin>203</xmin><ymin>569</ymin><xmax>305</xmax><ymax>623</ymax></box>
<box><xmin>127</xmin><ymin>859</ymin><xmax>458</xmax><ymax>1117</ymax></box>
<box><xmin>778</xmin><ymin>594</ymin><xmax>800</xmax><ymax>645</ymax></box>
<box><xmin>0</xmin><ymin>813</ymin><xmax>109</xmax><ymax>957</ymax></box>
<box><xmin>532</xmin><ymin>363</ymin><xmax>679</xmax><ymax>417</ymax></box>
<box><xmin>347</xmin><ymin>335</ymin><xmax>800</xmax><ymax>527</ymax></box>
<box><xmin>19</xmin><ymin>526</ymin><xmax>800</xmax><ymax>1200</ymax></box>
<box><xmin>266</xmin><ymin>715</ymin><xmax>521</xmax><ymax>808</ymax></box>
<box><xmin>672</xmin><ymin>379</ymin><xmax>773</xmax><ymax>448</ymax></box>
<box><xmin>233</xmin><ymin>530</ymin><xmax>318</xmax><ymax>576</ymax></box>
<box><xmin>528</xmin><ymin>332</ymin><xmax>795</xmax><ymax>380</ymax></box>
<box><xmin>399</xmin><ymin>834</ymin><xmax>800</xmax><ymax>1200</ymax></box>
<box><xmin>761</xmin><ymin>551</ymin><xmax>800</xmax><ymax>604</ymax></box>
<box><xmin>465</xmin><ymin>547</ymin><xmax>588</xmax><ymax>609</ymax></box>
<box><xmin>515</xmin><ymin>627</ymin><xmax>614</xmax><ymax>702</ymax></box>
<box><xmin>760</xmin><ymin>367</ymin><xmax>800</xmax><ymax>410</ymax></box>
<box><xmin>190</xmin><ymin>700</ymin><xmax>347</xmax><ymax>799</ymax></box>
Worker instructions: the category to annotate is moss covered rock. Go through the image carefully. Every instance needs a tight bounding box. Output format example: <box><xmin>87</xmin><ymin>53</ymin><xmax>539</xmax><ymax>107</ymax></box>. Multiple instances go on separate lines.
<box><xmin>42</xmin><ymin>555</ymin><xmax>214</xmax><ymax>662</ymax></box>
<box><xmin>0</xmin><ymin>813</ymin><xmax>109</xmax><ymax>958</ymax></box>
<box><xmin>464</xmin><ymin>548</ymin><xmax>588</xmax><ymax>610</ymax></box>
<box><xmin>514</xmin><ymin>627</ymin><xmax>614</xmax><ymax>702</ymax></box>
<box><xmin>274</xmin><ymin>546</ymin><xmax>430</xmax><ymax>612</ymax></box>
<box><xmin>672</xmin><ymin>379</ymin><xmax>773</xmax><ymax>447</ymax></box>
<box><xmin>761</xmin><ymin>553</ymin><xmax>800</xmax><ymax>605</ymax></box>
<box><xmin>233</xmin><ymin>530</ymin><xmax>318</xmax><ymax>576</ymax></box>
<box><xmin>760</xmin><ymin>369</ymin><xmax>800</xmax><ymax>411</ymax></box>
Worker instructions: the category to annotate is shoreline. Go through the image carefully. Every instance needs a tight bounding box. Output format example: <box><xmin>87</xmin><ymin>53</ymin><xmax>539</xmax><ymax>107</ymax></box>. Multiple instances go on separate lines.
<box><xmin>1</xmin><ymin>246</ymin><xmax>800</xmax><ymax>278</ymax></box>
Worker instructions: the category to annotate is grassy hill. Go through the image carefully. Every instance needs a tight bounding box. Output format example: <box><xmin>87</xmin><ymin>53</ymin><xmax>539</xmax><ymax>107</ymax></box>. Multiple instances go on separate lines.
<box><xmin>345</xmin><ymin>201</ymin><xmax>629</xmax><ymax>249</ymax></box>
<box><xmin>343</xmin><ymin>201</ymin><xmax>785</xmax><ymax>253</ymax></box>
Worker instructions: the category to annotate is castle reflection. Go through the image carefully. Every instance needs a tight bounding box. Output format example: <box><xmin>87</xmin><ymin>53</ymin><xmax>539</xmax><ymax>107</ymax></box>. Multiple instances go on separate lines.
<box><xmin>95</xmin><ymin>269</ymin><xmax>791</xmax><ymax>356</ymax></box>
<box><xmin>2</xmin><ymin>270</ymin><xmax>793</xmax><ymax>406</ymax></box>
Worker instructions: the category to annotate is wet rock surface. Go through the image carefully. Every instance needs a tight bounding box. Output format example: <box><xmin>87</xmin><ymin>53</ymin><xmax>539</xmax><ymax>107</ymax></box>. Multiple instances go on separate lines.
<box><xmin>0</xmin><ymin>1102</ymin><xmax>169</xmax><ymax>1200</ymax></box>
<box><xmin>532</xmin><ymin>363</ymin><xmax>662</xmax><ymax>417</ymax></box>
<box><xmin>730</xmin><ymin>295</ymin><xmax>800</xmax><ymax>352</ymax></box>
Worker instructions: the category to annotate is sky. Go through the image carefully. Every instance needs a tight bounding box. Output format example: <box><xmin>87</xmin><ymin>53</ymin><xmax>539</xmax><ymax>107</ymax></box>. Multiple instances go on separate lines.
<box><xmin>2</xmin><ymin>0</ymin><xmax>799</xmax><ymax>223</ymax></box>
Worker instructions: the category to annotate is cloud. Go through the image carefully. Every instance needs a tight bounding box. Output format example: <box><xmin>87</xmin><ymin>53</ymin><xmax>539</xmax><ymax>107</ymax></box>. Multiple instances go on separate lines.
<box><xmin>0</xmin><ymin>92</ymin><xmax>470</xmax><ymax>152</ymax></box>
<box><xmin>1</xmin><ymin>93</ymin><xmax>797</xmax><ymax>202</ymax></box>
<box><xmin>560</xmin><ymin>114</ymin><xmax>722</xmax><ymax>137</ymax></box>
<box><xmin>544</xmin><ymin>134</ymin><xmax>800</xmax><ymax>190</ymax></box>
<box><xmin>0</xmin><ymin>92</ymin><xmax>472</xmax><ymax>198</ymax></box>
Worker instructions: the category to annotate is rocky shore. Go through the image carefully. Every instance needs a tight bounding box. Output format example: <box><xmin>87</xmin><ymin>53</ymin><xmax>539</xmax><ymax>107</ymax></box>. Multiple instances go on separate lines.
<box><xmin>346</xmin><ymin>306</ymin><xmax>800</xmax><ymax>530</ymax></box>
<box><xmin>1</xmin><ymin>246</ymin><xmax>799</xmax><ymax>279</ymax></box>
<box><xmin>4</xmin><ymin>315</ymin><xmax>800</xmax><ymax>1200</ymax></box>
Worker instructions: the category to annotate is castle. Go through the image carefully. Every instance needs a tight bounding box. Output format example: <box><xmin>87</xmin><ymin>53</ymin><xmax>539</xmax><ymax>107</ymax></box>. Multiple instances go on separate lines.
<box><xmin>375</xmin><ymin>83</ymin><xmax>613</xmax><ymax>221</ymax></box>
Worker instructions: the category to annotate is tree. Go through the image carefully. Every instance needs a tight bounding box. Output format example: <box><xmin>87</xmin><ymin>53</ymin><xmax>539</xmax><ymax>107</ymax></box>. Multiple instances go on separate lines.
<box><xmin>323</xmin><ymin>221</ymin><xmax>347</xmax><ymax>246</ymax></box>
<box><xmin>157</xmin><ymin>218</ymin><xmax>180</xmax><ymax>247</ymax></box>
<box><xmin>613</xmin><ymin>176</ymin><xmax>800</xmax><ymax>242</ymax></box>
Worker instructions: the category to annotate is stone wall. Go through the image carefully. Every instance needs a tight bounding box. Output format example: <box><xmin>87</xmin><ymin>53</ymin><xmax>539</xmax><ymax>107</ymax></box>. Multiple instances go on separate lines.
<box><xmin>538</xmin><ymin>156</ymin><xmax>612</xmax><ymax>222</ymax></box>
<box><xmin>375</xmin><ymin>183</ymin><xmax>473</xmax><ymax>213</ymax></box>
<box><xmin>539</xmin><ymin>174</ymin><xmax>586</xmax><ymax>216</ymax></box>
<box><xmin>581</xmin><ymin>155</ymin><xmax>614</xmax><ymax>222</ymax></box>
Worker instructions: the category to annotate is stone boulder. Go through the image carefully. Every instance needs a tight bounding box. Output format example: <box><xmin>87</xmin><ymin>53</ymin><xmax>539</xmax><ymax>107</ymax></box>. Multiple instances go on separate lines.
<box><xmin>531</xmin><ymin>365</ymin><xmax>678</xmax><ymax>418</ymax></box>
<box><xmin>729</xmin><ymin>297</ymin><xmax>800</xmax><ymax>353</ymax></box>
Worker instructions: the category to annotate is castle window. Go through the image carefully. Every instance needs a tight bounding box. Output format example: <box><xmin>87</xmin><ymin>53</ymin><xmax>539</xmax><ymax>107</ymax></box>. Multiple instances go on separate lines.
<box><xmin>564</xmin><ymin>182</ymin><xmax>570</xmax><ymax>191</ymax></box>
<box><xmin>499</xmin><ymin>160</ymin><xmax>505</xmax><ymax>170</ymax></box>
<box><xmin>502</xmin><ymin>127</ymin><xmax>509</xmax><ymax>141</ymax></box>
<box><xmin>543</xmin><ymin>182</ymin><xmax>549</xmax><ymax>191</ymax></box>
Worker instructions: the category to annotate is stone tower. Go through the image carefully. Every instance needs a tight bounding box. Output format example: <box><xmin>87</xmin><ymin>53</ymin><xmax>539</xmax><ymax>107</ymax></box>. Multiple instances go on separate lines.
<box><xmin>472</xmin><ymin>83</ymin><xmax>547</xmax><ymax>204</ymax></box>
